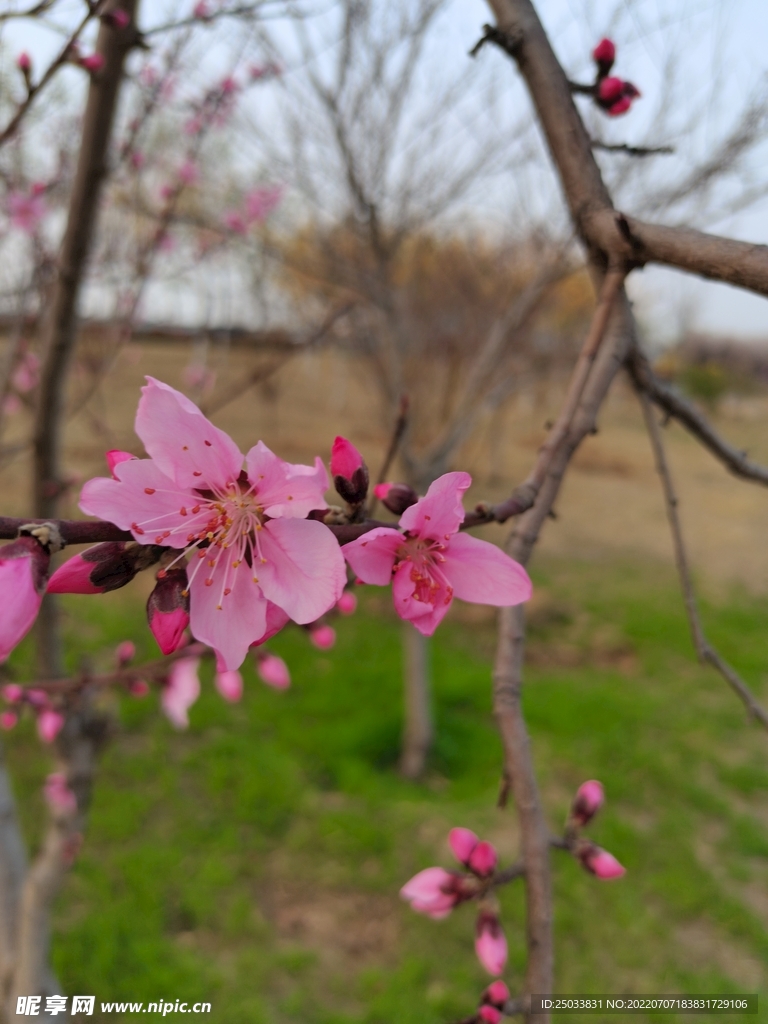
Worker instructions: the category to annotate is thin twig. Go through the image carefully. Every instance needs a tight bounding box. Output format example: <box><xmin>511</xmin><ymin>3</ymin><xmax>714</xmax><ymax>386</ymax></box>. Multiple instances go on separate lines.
<box><xmin>367</xmin><ymin>395</ymin><xmax>409</xmax><ymax>516</ymax></box>
<box><xmin>627</xmin><ymin>348</ymin><xmax>768</xmax><ymax>487</ymax></box>
<box><xmin>636</xmin><ymin>386</ymin><xmax>768</xmax><ymax>729</ymax></box>
<box><xmin>591</xmin><ymin>140</ymin><xmax>674</xmax><ymax>157</ymax></box>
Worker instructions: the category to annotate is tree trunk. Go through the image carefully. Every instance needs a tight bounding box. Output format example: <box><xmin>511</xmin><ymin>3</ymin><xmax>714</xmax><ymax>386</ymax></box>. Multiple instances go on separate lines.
<box><xmin>399</xmin><ymin>625</ymin><xmax>433</xmax><ymax>779</ymax></box>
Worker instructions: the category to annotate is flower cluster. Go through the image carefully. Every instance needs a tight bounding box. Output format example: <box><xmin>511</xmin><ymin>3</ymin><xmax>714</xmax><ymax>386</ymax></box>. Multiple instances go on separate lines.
<box><xmin>591</xmin><ymin>37</ymin><xmax>641</xmax><ymax>117</ymax></box>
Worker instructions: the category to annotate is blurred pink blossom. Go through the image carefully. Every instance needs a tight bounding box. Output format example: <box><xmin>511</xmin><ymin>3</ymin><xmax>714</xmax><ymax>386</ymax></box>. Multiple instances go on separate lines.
<box><xmin>162</xmin><ymin>657</ymin><xmax>200</xmax><ymax>729</ymax></box>
<box><xmin>309</xmin><ymin>624</ymin><xmax>336</xmax><ymax>650</ymax></box>
<box><xmin>37</xmin><ymin>709</ymin><xmax>65</xmax><ymax>745</ymax></box>
<box><xmin>0</xmin><ymin>712</ymin><xmax>17</xmax><ymax>730</ymax></box>
<box><xmin>44</xmin><ymin>772</ymin><xmax>77</xmax><ymax>815</ymax></box>
<box><xmin>475</xmin><ymin>911</ymin><xmax>507</xmax><ymax>975</ymax></box>
<box><xmin>11</xmin><ymin>352</ymin><xmax>40</xmax><ymax>393</ymax></box>
<box><xmin>6</xmin><ymin>187</ymin><xmax>46</xmax><ymax>233</ymax></box>
<box><xmin>115</xmin><ymin>640</ymin><xmax>136</xmax><ymax>665</ymax></box>
<box><xmin>256</xmin><ymin>652</ymin><xmax>290</xmax><ymax>690</ymax></box>
<box><xmin>215</xmin><ymin>669</ymin><xmax>243</xmax><ymax>703</ymax></box>
<box><xmin>244</xmin><ymin>184</ymin><xmax>283</xmax><ymax>224</ymax></box>
<box><xmin>336</xmin><ymin>591</ymin><xmax>357</xmax><ymax>615</ymax></box>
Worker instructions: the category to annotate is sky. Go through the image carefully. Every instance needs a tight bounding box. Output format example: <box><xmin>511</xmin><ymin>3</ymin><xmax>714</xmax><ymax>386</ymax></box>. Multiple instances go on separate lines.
<box><xmin>1</xmin><ymin>0</ymin><xmax>767</xmax><ymax>341</ymax></box>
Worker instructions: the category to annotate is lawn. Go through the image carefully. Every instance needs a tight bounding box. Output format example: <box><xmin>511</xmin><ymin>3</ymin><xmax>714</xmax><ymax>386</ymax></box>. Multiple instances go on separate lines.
<box><xmin>3</xmin><ymin>554</ymin><xmax>767</xmax><ymax>1023</ymax></box>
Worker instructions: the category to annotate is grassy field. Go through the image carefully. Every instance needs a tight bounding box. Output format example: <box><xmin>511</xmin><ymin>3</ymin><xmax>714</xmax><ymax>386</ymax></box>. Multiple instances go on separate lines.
<box><xmin>4</xmin><ymin>553</ymin><xmax>768</xmax><ymax>1023</ymax></box>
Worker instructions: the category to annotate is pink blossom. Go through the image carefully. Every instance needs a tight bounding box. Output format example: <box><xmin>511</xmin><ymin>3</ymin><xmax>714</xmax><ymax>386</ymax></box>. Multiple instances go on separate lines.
<box><xmin>37</xmin><ymin>709</ymin><xmax>65</xmax><ymax>744</ymax></box>
<box><xmin>0</xmin><ymin>537</ymin><xmax>49</xmax><ymax>660</ymax></box>
<box><xmin>309</xmin><ymin>624</ymin><xmax>335</xmax><ymax>650</ymax></box>
<box><xmin>479</xmin><ymin>1008</ymin><xmax>502</xmax><ymax>1024</ymax></box>
<box><xmin>104</xmin><ymin>9</ymin><xmax>130</xmax><ymax>29</ymax></box>
<box><xmin>0</xmin><ymin>712</ymin><xmax>17</xmax><ymax>730</ymax></box>
<box><xmin>6</xmin><ymin>187</ymin><xmax>46</xmax><ymax>233</ymax></box>
<box><xmin>468</xmin><ymin>841</ymin><xmax>497</xmax><ymax>878</ymax></box>
<box><xmin>17</xmin><ymin>52</ymin><xmax>32</xmax><ymax>73</ymax></box>
<box><xmin>400</xmin><ymin>866</ymin><xmax>465</xmax><ymax>919</ymax></box>
<box><xmin>80</xmin><ymin>378</ymin><xmax>345</xmax><ymax>670</ymax></box>
<box><xmin>256</xmin><ymin>651</ymin><xmax>290</xmax><ymax>690</ymax></box>
<box><xmin>223</xmin><ymin>211</ymin><xmax>247</xmax><ymax>234</ymax></box>
<box><xmin>3</xmin><ymin>685</ymin><xmax>22</xmax><ymax>704</ymax></box>
<box><xmin>244</xmin><ymin>184</ymin><xmax>283</xmax><ymax>224</ymax></box>
<box><xmin>44</xmin><ymin>773</ymin><xmax>77</xmax><ymax>815</ymax></box>
<box><xmin>336</xmin><ymin>591</ymin><xmax>357</xmax><ymax>615</ymax></box>
<box><xmin>162</xmin><ymin>657</ymin><xmax>200</xmax><ymax>729</ymax></box>
<box><xmin>79</xmin><ymin>53</ymin><xmax>105</xmax><ymax>73</ymax></box>
<box><xmin>449</xmin><ymin>826</ymin><xmax>479</xmax><ymax>865</ymax></box>
<box><xmin>483</xmin><ymin>981</ymin><xmax>510</xmax><ymax>1007</ymax></box>
<box><xmin>580</xmin><ymin>845</ymin><xmax>626</xmax><ymax>879</ymax></box>
<box><xmin>215</xmin><ymin>669</ymin><xmax>243</xmax><ymax>703</ymax></box>
<box><xmin>475</xmin><ymin>911</ymin><xmax>507</xmax><ymax>975</ymax></box>
<box><xmin>130</xmin><ymin>680</ymin><xmax>149</xmax><ymax>697</ymax></box>
<box><xmin>331</xmin><ymin>437</ymin><xmax>363</xmax><ymax>480</ymax></box>
<box><xmin>115</xmin><ymin>640</ymin><xmax>136</xmax><ymax>665</ymax></box>
<box><xmin>592</xmin><ymin>37</ymin><xmax>616</xmax><ymax>72</ymax></box>
<box><xmin>571</xmin><ymin>779</ymin><xmax>604</xmax><ymax>827</ymax></box>
<box><xmin>343</xmin><ymin>472</ymin><xmax>531</xmax><ymax>636</ymax></box>
<box><xmin>178</xmin><ymin>160</ymin><xmax>199</xmax><ymax>185</ymax></box>
<box><xmin>11</xmin><ymin>352</ymin><xmax>40</xmax><ymax>393</ymax></box>
<box><xmin>106</xmin><ymin>449</ymin><xmax>136</xmax><ymax>477</ymax></box>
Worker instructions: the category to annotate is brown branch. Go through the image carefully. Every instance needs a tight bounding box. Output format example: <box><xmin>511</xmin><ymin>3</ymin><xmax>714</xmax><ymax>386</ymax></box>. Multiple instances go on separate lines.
<box><xmin>367</xmin><ymin>395</ymin><xmax>409</xmax><ymax>517</ymax></box>
<box><xmin>626</xmin><ymin>348</ymin><xmax>768</xmax><ymax>487</ymax></box>
<box><xmin>462</xmin><ymin>268</ymin><xmax>624</xmax><ymax>529</ymax></box>
<box><xmin>636</xmin><ymin>387</ymin><xmax>768</xmax><ymax>730</ymax></box>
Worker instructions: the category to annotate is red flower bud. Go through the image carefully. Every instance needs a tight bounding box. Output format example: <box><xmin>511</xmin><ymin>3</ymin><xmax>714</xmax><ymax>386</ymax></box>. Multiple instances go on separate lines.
<box><xmin>147</xmin><ymin>566</ymin><xmax>190</xmax><ymax>655</ymax></box>
<box><xmin>373</xmin><ymin>481</ymin><xmax>418</xmax><ymax>515</ymax></box>
<box><xmin>592</xmin><ymin>37</ymin><xmax>616</xmax><ymax>75</ymax></box>
<box><xmin>48</xmin><ymin>542</ymin><xmax>161</xmax><ymax>595</ymax></box>
<box><xmin>570</xmin><ymin>779</ymin><xmax>604</xmax><ymax>827</ymax></box>
<box><xmin>483</xmin><ymin>980</ymin><xmax>510</xmax><ymax>1008</ymax></box>
<box><xmin>331</xmin><ymin>437</ymin><xmax>369</xmax><ymax>505</ymax></box>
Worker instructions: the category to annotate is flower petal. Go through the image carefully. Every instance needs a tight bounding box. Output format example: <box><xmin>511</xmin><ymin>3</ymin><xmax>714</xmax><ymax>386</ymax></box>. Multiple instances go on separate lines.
<box><xmin>256</xmin><ymin>518</ymin><xmax>345</xmax><ymax>623</ymax></box>
<box><xmin>341</xmin><ymin>527</ymin><xmax>401</xmax><ymax>585</ymax></box>
<box><xmin>399</xmin><ymin>471</ymin><xmax>471</xmax><ymax>540</ymax></box>
<box><xmin>392</xmin><ymin>561</ymin><xmax>452</xmax><ymax>636</ymax></box>
<box><xmin>245</xmin><ymin>441</ymin><xmax>328</xmax><ymax>518</ymax></box>
<box><xmin>189</xmin><ymin>556</ymin><xmax>268</xmax><ymax>671</ymax></box>
<box><xmin>79</xmin><ymin>459</ymin><xmax>194</xmax><ymax>547</ymax></box>
<box><xmin>0</xmin><ymin>557</ymin><xmax>41</xmax><ymax>660</ymax></box>
<box><xmin>136</xmin><ymin>377</ymin><xmax>243</xmax><ymax>492</ymax></box>
<box><xmin>441</xmin><ymin>532</ymin><xmax>532</xmax><ymax>606</ymax></box>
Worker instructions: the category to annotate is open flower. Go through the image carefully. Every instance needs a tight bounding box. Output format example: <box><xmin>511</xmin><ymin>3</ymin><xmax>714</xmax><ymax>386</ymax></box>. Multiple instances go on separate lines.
<box><xmin>162</xmin><ymin>657</ymin><xmax>200</xmax><ymax>729</ymax></box>
<box><xmin>80</xmin><ymin>378</ymin><xmax>346</xmax><ymax>669</ymax></box>
<box><xmin>342</xmin><ymin>472</ymin><xmax>531</xmax><ymax>635</ymax></box>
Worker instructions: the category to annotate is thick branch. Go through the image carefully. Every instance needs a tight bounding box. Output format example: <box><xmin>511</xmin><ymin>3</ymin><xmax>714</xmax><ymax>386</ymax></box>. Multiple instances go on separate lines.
<box><xmin>627</xmin><ymin>348</ymin><xmax>768</xmax><ymax>487</ymax></box>
<box><xmin>636</xmin><ymin>388</ymin><xmax>768</xmax><ymax>730</ymax></box>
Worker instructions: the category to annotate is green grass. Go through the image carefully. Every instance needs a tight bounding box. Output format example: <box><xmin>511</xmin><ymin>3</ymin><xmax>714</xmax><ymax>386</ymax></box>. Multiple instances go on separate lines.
<box><xmin>3</xmin><ymin>555</ymin><xmax>768</xmax><ymax>1023</ymax></box>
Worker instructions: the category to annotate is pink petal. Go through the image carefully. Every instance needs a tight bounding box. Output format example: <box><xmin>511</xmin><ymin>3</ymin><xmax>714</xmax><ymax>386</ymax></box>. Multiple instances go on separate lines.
<box><xmin>106</xmin><ymin>449</ymin><xmax>136</xmax><ymax>477</ymax></box>
<box><xmin>47</xmin><ymin>552</ymin><xmax>104</xmax><ymax>594</ymax></box>
<box><xmin>341</xmin><ymin>527</ymin><xmax>401</xmax><ymax>585</ymax></box>
<box><xmin>79</xmin><ymin>459</ymin><xmax>194</xmax><ymax>547</ymax></box>
<box><xmin>37</xmin><ymin>709</ymin><xmax>64</xmax><ymax>744</ymax></box>
<box><xmin>135</xmin><ymin>377</ymin><xmax>243</xmax><ymax>492</ymax></box>
<box><xmin>392</xmin><ymin>561</ymin><xmax>452</xmax><ymax>636</ymax></box>
<box><xmin>245</xmin><ymin>441</ymin><xmax>328</xmax><ymax>518</ymax></box>
<box><xmin>330</xmin><ymin>436</ymin><xmax>364</xmax><ymax>479</ymax></box>
<box><xmin>399</xmin><ymin>471</ymin><xmax>471</xmax><ymax>540</ymax></box>
<box><xmin>188</xmin><ymin>555</ymin><xmax>268</xmax><ymax>671</ymax></box>
<box><xmin>256</xmin><ymin>652</ymin><xmax>291</xmax><ymax>690</ymax></box>
<box><xmin>448</xmin><ymin>827</ymin><xmax>479</xmax><ymax>865</ymax></box>
<box><xmin>162</xmin><ymin>657</ymin><xmax>200</xmax><ymax>729</ymax></box>
<box><xmin>251</xmin><ymin>602</ymin><xmax>290</xmax><ymax>647</ymax></box>
<box><xmin>215</xmin><ymin>669</ymin><xmax>243</xmax><ymax>703</ymax></box>
<box><xmin>0</xmin><ymin>556</ymin><xmax>43</xmax><ymax>660</ymax></box>
<box><xmin>256</xmin><ymin>518</ymin><xmax>345</xmax><ymax>624</ymax></box>
<box><xmin>468</xmin><ymin>840</ymin><xmax>497</xmax><ymax>877</ymax></box>
<box><xmin>441</xmin><ymin>532</ymin><xmax>532</xmax><ymax>606</ymax></box>
<box><xmin>475</xmin><ymin>914</ymin><xmax>507</xmax><ymax>976</ymax></box>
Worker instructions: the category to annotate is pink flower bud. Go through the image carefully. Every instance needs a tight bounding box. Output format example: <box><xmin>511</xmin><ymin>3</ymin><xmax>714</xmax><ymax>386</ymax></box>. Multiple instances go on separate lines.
<box><xmin>3</xmin><ymin>685</ymin><xmax>23</xmax><ymax>704</ymax></box>
<box><xmin>115</xmin><ymin>640</ymin><xmax>135</xmax><ymax>665</ymax></box>
<box><xmin>374</xmin><ymin>481</ymin><xmax>418</xmax><ymax>515</ymax></box>
<box><xmin>244</xmin><ymin>184</ymin><xmax>283</xmax><ymax>224</ymax></box>
<box><xmin>17</xmin><ymin>52</ymin><xmax>31</xmax><ymax>73</ymax></box>
<box><xmin>162</xmin><ymin>657</ymin><xmax>200</xmax><ymax>729</ymax></box>
<box><xmin>592</xmin><ymin>37</ymin><xmax>616</xmax><ymax>73</ymax></box>
<box><xmin>103</xmin><ymin>9</ymin><xmax>130</xmax><ymax>29</ymax></box>
<box><xmin>468</xmin><ymin>840</ymin><xmax>497</xmax><ymax>878</ymax></box>
<box><xmin>331</xmin><ymin>437</ymin><xmax>369</xmax><ymax>504</ymax></box>
<box><xmin>130</xmin><ymin>680</ymin><xmax>149</xmax><ymax>697</ymax></box>
<box><xmin>147</xmin><ymin>567</ymin><xmax>190</xmax><ymax>655</ymax></box>
<box><xmin>48</xmin><ymin>541</ymin><xmax>153</xmax><ymax>595</ymax></box>
<box><xmin>193</xmin><ymin>0</ymin><xmax>210</xmax><ymax>18</ymax></box>
<box><xmin>309</xmin><ymin>624</ymin><xmax>335</xmax><ymax>650</ymax></box>
<box><xmin>571</xmin><ymin>779</ymin><xmax>604</xmax><ymax>827</ymax></box>
<box><xmin>79</xmin><ymin>54</ymin><xmax>105</xmax><ymax>73</ymax></box>
<box><xmin>400</xmin><ymin>866</ymin><xmax>464</xmax><ymax>919</ymax></box>
<box><xmin>475</xmin><ymin>912</ymin><xmax>507</xmax><ymax>976</ymax></box>
<box><xmin>0</xmin><ymin>712</ymin><xmax>17</xmax><ymax>731</ymax></box>
<box><xmin>47</xmin><ymin>552</ymin><xmax>103</xmax><ymax>594</ymax></box>
<box><xmin>105</xmin><ymin>450</ymin><xmax>136</xmax><ymax>477</ymax></box>
<box><xmin>607</xmin><ymin>97</ymin><xmax>632</xmax><ymax>117</ymax></box>
<box><xmin>449</xmin><ymin>826</ymin><xmax>479</xmax><ymax>866</ymax></box>
<box><xmin>26</xmin><ymin>689</ymin><xmax>48</xmax><ymax>708</ymax></box>
<box><xmin>215</xmin><ymin>669</ymin><xmax>243</xmax><ymax>703</ymax></box>
<box><xmin>0</xmin><ymin>534</ymin><xmax>51</xmax><ymax>660</ymax></box>
<box><xmin>256</xmin><ymin>652</ymin><xmax>291</xmax><ymax>690</ymax></box>
<box><xmin>336</xmin><ymin>591</ymin><xmax>357</xmax><ymax>616</ymax></box>
<box><xmin>44</xmin><ymin>772</ymin><xmax>77</xmax><ymax>815</ymax></box>
<box><xmin>596</xmin><ymin>77</ymin><xmax>640</xmax><ymax>116</ymax></box>
<box><xmin>484</xmin><ymin>980</ymin><xmax>510</xmax><ymax>1007</ymax></box>
<box><xmin>479</xmin><ymin>1008</ymin><xmax>502</xmax><ymax>1024</ymax></box>
<box><xmin>580</xmin><ymin>845</ymin><xmax>626</xmax><ymax>879</ymax></box>
<box><xmin>597</xmin><ymin>77</ymin><xmax>623</xmax><ymax>103</ymax></box>
<box><xmin>37</xmin><ymin>709</ymin><xmax>64</xmax><ymax>744</ymax></box>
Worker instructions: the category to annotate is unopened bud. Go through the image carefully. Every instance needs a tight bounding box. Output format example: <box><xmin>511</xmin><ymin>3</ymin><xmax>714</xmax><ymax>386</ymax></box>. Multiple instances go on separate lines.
<box><xmin>102</xmin><ymin>9</ymin><xmax>130</xmax><ymax>28</ymax></box>
<box><xmin>0</xmin><ymin>712</ymin><xmax>17</xmax><ymax>730</ymax></box>
<box><xmin>483</xmin><ymin>980</ymin><xmax>510</xmax><ymax>1008</ymax></box>
<box><xmin>309</xmin><ymin>624</ymin><xmax>335</xmax><ymax>650</ymax></box>
<box><xmin>336</xmin><ymin>591</ymin><xmax>357</xmax><ymax>615</ymax></box>
<box><xmin>331</xmin><ymin>436</ymin><xmax>369</xmax><ymax>505</ymax></box>
<box><xmin>570</xmin><ymin>779</ymin><xmax>604</xmax><ymax>827</ymax></box>
<box><xmin>475</xmin><ymin>911</ymin><xmax>507</xmax><ymax>976</ymax></box>
<box><xmin>374</xmin><ymin>481</ymin><xmax>418</xmax><ymax>516</ymax></box>
<box><xmin>578</xmin><ymin>842</ymin><xmax>626</xmax><ymax>879</ymax></box>
<box><xmin>256</xmin><ymin>651</ymin><xmax>291</xmax><ymax>690</ymax></box>
<box><xmin>79</xmin><ymin>53</ymin><xmax>105</xmax><ymax>74</ymax></box>
<box><xmin>47</xmin><ymin>542</ymin><xmax>162</xmax><ymax>595</ymax></box>
<box><xmin>2</xmin><ymin>684</ymin><xmax>23</xmax><ymax>704</ymax></box>
<box><xmin>130</xmin><ymin>680</ymin><xmax>149</xmax><ymax>697</ymax></box>
<box><xmin>592</xmin><ymin>37</ymin><xmax>616</xmax><ymax>75</ymax></box>
<box><xmin>468</xmin><ymin>840</ymin><xmax>497</xmax><ymax>878</ymax></box>
<box><xmin>115</xmin><ymin>640</ymin><xmax>136</xmax><ymax>666</ymax></box>
<box><xmin>147</xmin><ymin>566</ymin><xmax>190</xmax><ymax>655</ymax></box>
<box><xmin>479</xmin><ymin>1007</ymin><xmax>502</xmax><ymax>1024</ymax></box>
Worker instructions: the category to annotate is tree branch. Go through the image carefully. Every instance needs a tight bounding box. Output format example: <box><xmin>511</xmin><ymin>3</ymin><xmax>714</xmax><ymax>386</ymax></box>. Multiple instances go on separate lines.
<box><xmin>636</xmin><ymin>387</ymin><xmax>768</xmax><ymax>730</ymax></box>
